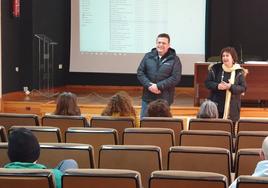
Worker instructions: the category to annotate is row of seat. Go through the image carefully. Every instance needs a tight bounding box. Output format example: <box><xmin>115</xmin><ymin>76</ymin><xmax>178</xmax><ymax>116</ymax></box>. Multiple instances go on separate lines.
<box><xmin>0</xmin><ymin>142</ymin><xmax>261</xmax><ymax>186</ymax></box>
<box><xmin>1</xmin><ymin>168</ymin><xmax>267</xmax><ymax>188</ymax></box>
<box><xmin>1</xmin><ymin>125</ymin><xmax>266</xmax><ymax>153</ymax></box>
<box><xmin>0</xmin><ymin>113</ymin><xmax>266</xmax><ymax>184</ymax></box>
<box><xmin>2</xmin><ymin>113</ymin><xmax>268</xmax><ymax>137</ymax></box>
<box><xmin>0</xmin><ymin>126</ymin><xmax>265</xmax><ymax>172</ymax></box>
<box><xmin>2</xmin><ymin>113</ymin><xmax>268</xmax><ymax>143</ymax></box>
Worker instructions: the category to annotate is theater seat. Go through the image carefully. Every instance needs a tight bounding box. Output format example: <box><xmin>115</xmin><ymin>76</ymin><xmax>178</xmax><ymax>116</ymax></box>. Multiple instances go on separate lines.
<box><xmin>140</xmin><ymin>117</ymin><xmax>183</xmax><ymax>145</ymax></box>
<box><xmin>237</xmin><ymin>175</ymin><xmax>268</xmax><ymax>187</ymax></box>
<box><xmin>65</xmin><ymin>127</ymin><xmax>118</xmax><ymax>166</ymax></box>
<box><xmin>0</xmin><ymin>168</ymin><xmax>55</xmax><ymax>188</ymax></box>
<box><xmin>63</xmin><ymin>169</ymin><xmax>142</xmax><ymax>188</ymax></box>
<box><xmin>0</xmin><ymin>113</ymin><xmax>39</xmax><ymax>131</ymax></box>
<box><xmin>168</xmin><ymin>146</ymin><xmax>232</xmax><ymax>185</ymax></box>
<box><xmin>9</xmin><ymin>126</ymin><xmax>62</xmax><ymax>143</ymax></box>
<box><xmin>90</xmin><ymin>116</ymin><xmax>135</xmax><ymax>144</ymax></box>
<box><xmin>150</xmin><ymin>170</ymin><xmax>228</xmax><ymax>188</ymax></box>
<box><xmin>42</xmin><ymin>115</ymin><xmax>88</xmax><ymax>141</ymax></box>
<box><xmin>99</xmin><ymin>145</ymin><xmax>162</xmax><ymax>188</ymax></box>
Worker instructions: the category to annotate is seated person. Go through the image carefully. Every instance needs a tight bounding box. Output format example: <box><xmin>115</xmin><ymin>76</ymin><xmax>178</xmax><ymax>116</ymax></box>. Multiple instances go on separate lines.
<box><xmin>146</xmin><ymin>99</ymin><xmax>172</xmax><ymax>117</ymax></box>
<box><xmin>4</xmin><ymin>128</ymin><xmax>78</xmax><ymax>188</ymax></box>
<box><xmin>197</xmin><ymin>99</ymin><xmax>219</xmax><ymax>119</ymax></box>
<box><xmin>230</xmin><ymin>136</ymin><xmax>268</xmax><ymax>188</ymax></box>
<box><xmin>54</xmin><ymin>92</ymin><xmax>81</xmax><ymax>116</ymax></box>
<box><xmin>101</xmin><ymin>91</ymin><xmax>138</xmax><ymax>127</ymax></box>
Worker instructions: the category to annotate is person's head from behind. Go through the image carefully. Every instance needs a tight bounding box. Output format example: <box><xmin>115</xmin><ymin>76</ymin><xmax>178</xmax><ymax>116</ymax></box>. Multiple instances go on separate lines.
<box><xmin>156</xmin><ymin>33</ymin><xmax>170</xmax><ymax>56</ymax></box>
<box><xmin>197</xmin><ymin>100</ymin><xmax>218</xmax><ymax>119</ymax></box>
<box><xmin>260</xmin><ymin>136</ymin><xmax>268</xmax><ymax>160</ymax></box>
<box><xmin>220</xmin><ymin>46</ymin><xmax>238</xmax><ymax>68</ymax></box>
<box><xmin>101</xmin><ymin>91</ymin><xmax>136</xmax><ymax>117</ymax></box>
<box><xmin>8</xmin><ymin>128</ymin><xmax>40</xmax><ymax>163</ymax></box>
<box><xmin>55</xmin><ymin>92</ymin><xmax>81</xmax><ymax>116</ymax></box>
<box><xmin>146</xmin><ymin>99</ymin><xmax>172</xmax><ymax>117</ymax></box>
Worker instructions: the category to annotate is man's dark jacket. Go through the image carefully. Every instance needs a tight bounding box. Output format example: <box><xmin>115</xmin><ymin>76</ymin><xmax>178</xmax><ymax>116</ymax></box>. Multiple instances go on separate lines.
<box><xmin>137</xmin><ymin>48</ymin><xmax>182</xmax><ymax>105</ymax></box>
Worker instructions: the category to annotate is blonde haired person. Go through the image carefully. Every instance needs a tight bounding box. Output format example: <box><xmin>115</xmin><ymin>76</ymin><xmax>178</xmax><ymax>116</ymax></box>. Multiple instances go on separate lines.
<box><xmin>101</xmin><ymin>91</ymin><xmax>139</xmax><ymax>127</ymax></box>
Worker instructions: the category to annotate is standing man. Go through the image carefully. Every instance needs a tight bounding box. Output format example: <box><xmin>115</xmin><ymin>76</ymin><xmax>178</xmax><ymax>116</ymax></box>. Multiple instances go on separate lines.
<box><xmin>137</xmin><ymin>33</ymin><xmax>182</xmax><ymax>117</ymax></box>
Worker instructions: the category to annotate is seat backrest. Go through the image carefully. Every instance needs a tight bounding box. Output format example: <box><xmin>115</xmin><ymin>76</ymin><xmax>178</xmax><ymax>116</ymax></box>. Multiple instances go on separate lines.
<box><xmin>65</xmin><ymin>127</ymin><xmax>118</xmax><ymax>167</ymax></box>
<box><xmin>99</xmin><ymin>145</ymin><xmax>162</xmax><ymax>188</ymax></box>
<box><xmin>149</xmin><ymin>170</ymin><xmax>228</xmax><ymax>188</ymax></box>
<box><xmin>235</xmin><ymin>131</ymin><xmax>268</xmax><ymax>152</ymax></box>
<box><xmin>179</xmin><ymin>130</ymin><xmax>233</xmax><ymax>152</ymax></box>
<box><xmin>168</xmin><ymin>146</ymin><xmax>232</xmax><ymax>185</ymax></box>
<box><xmin>90</xmin><ymin>116</ymin><xmax>135</xmax><ymax>144</ymax></box>
<box><xmin>234</xmin><ymin>148</ymin><xmax>261</xmax><ymax>178</ymax></box>
<box><xmin>123</xmin><ymin>127</ymin><xmax>175</xmax><ymax>169</ymax></box>
<box><xmin>63</xmin><ymin>169</ymin><xmax>142</xmax><ymax>188</ymax></box>
<box><xmin>9</xmin><ymin>126</ymin><xmax>62</xmax><ymax>143</ymax></box>
<box><xmin>189</xmin><ymin>118</ymin><xmax>233</xmax><ymax>136</ymax></box>
<box><xmin>0</xmin><ymin>113</ymin><xmax>39</xmax><ymax>131</ymax></box>
<box><xmin>0</xmin><ymin>143</ymin><xmax>9</xmax><ymax>167</ymax></box>
<box><xmin>236</xmin><ymin>175</ymin><xmax>268</xmax><ymax>188</ymax></box>
<box><xmin>39</xmin><ymin>143</ymin><xmax>94</xmax><ymax>168</ymax></box>
<box><xmin>0</xmin><ymin>168</ymin><xmax>55</xmax><ymax>188</ymax></box>
<box><xmin>0</xmin><ymin>126</ymin><xmax>7</xmax><ymax>142</ymax></box>
<box><xmin>140</xmin><ymin>117</ymin><xmax>183</xmax><ymax>145</ymax></box>
<box><xmin>237</xmin><ymin>119</ymin><xmax>268</xmax><ymax>133</ymax></box>
<box><xmin>42</xmin><ymin>115</ymin><xmax>88</xmax><ymax>141</ymax></box>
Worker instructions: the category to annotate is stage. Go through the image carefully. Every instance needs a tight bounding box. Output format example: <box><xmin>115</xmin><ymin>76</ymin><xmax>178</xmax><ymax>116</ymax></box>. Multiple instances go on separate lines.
<box><xmin>2</xmin><ymin>86</ymin><xmax>268</xmax><ymax>119</ymax></box>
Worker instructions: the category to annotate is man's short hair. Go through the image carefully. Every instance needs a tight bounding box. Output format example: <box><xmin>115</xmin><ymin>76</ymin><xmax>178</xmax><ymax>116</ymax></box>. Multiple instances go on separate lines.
<box><xmin>8</xmin><ymin>128</ymin><xmax>40</xmax><ymax>163</ymax></box>
<box><xmin>157</xmin><ymin>33</ymin><xmax>170</xmax><ymax>43</ymax></box>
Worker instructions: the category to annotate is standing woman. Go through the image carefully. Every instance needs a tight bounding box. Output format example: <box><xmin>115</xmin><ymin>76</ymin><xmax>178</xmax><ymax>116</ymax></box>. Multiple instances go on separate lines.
<box><xmin>205</xmin><ymin>47</ymin><xmax>247</xmax><ymax>123</ymax></box>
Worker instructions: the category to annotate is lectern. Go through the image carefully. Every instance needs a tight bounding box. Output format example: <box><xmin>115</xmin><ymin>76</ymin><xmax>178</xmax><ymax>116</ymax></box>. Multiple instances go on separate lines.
<box><xmin>34</xmin><ymin>34</ymin><xmax>58</xmax><ymax>97</ymax></box>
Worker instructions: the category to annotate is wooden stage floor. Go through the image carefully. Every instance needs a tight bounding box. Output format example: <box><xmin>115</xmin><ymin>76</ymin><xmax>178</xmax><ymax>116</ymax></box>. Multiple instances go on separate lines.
<box><xmin>2</xmin><ymin>86</ymin><xmax>268</xmax><ymax>118</ymax></box>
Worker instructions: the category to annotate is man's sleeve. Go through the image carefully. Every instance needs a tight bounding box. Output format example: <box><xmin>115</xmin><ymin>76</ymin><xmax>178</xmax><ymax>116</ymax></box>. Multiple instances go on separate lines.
<box><xmin>137</xmin><ymin>55</ymin><xmax>152</xmax><ymax>88</ymax></box>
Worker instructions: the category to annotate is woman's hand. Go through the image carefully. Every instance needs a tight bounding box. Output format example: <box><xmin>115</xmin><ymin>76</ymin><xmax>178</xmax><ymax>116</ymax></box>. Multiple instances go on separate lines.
<box><xmin>218</xmin><ymin>81</ymin><xmax>231</xmax><ymax>90</ymax></box>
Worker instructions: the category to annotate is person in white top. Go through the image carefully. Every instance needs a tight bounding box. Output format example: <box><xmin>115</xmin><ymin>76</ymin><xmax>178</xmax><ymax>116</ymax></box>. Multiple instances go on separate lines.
<box><xmin>230</xmin><ymin>136</ymin><xmax>268</xmax><ymax>188</ymax></box>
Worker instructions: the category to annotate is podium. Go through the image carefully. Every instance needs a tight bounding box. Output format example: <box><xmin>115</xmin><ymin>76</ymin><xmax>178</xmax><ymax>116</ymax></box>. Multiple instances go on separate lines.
<box><xmin>34</xmin><ymin>34</ymin><xmax>58</xmax><ymax>97</ymax></box>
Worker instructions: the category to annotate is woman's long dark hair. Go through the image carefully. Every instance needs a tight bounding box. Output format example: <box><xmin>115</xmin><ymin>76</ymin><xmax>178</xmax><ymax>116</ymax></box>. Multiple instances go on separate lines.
<box><xmin>54</xmin><ymin>92</ymin><xmax>81</xmax><ymax>116</ymax></box>
<box><xmin>146</xmin><ymin>99</ymin><xmax>172</xmax><ymax>117</ymax></box>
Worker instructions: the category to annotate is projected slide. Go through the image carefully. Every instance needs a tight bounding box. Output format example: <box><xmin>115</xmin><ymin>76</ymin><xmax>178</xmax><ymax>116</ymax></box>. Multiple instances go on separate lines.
<box><xmin>70</xmin><ymin>0</ymin><xmax>206</xmax><ymax>74</ymax></box>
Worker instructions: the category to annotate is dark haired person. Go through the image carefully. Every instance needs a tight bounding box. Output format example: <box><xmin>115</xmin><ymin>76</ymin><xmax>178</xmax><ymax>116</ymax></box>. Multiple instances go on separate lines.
<box><xmin>137</xmin><ymin>33</ymin><xmax>182</xmax><ymax>118</ymax></box>
<box><xmin>205</xmin><ymin>47</ymin><xmax>247</xmax><ymax>123</ymax></box>
<box><xmin>146</xmin><ymin>99</ymin><xmax>172</xmax><ymax>117</ymax></box>
<box><xmin>54</xmin><ymin>92</ymin><xmax>81</xmax><ymax>116</ymax></box>
<box><xmin>5</xmin><ymin>128</ymin><xmax>78</xmax><ymax>188</ymax></box>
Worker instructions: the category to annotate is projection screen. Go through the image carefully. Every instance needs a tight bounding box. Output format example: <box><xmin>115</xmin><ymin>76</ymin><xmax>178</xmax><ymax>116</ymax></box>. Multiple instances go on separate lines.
<box><xmin>70</xmin><ymin>0</ymin><xmax>206</xmax><ymax>74</ymax></box>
